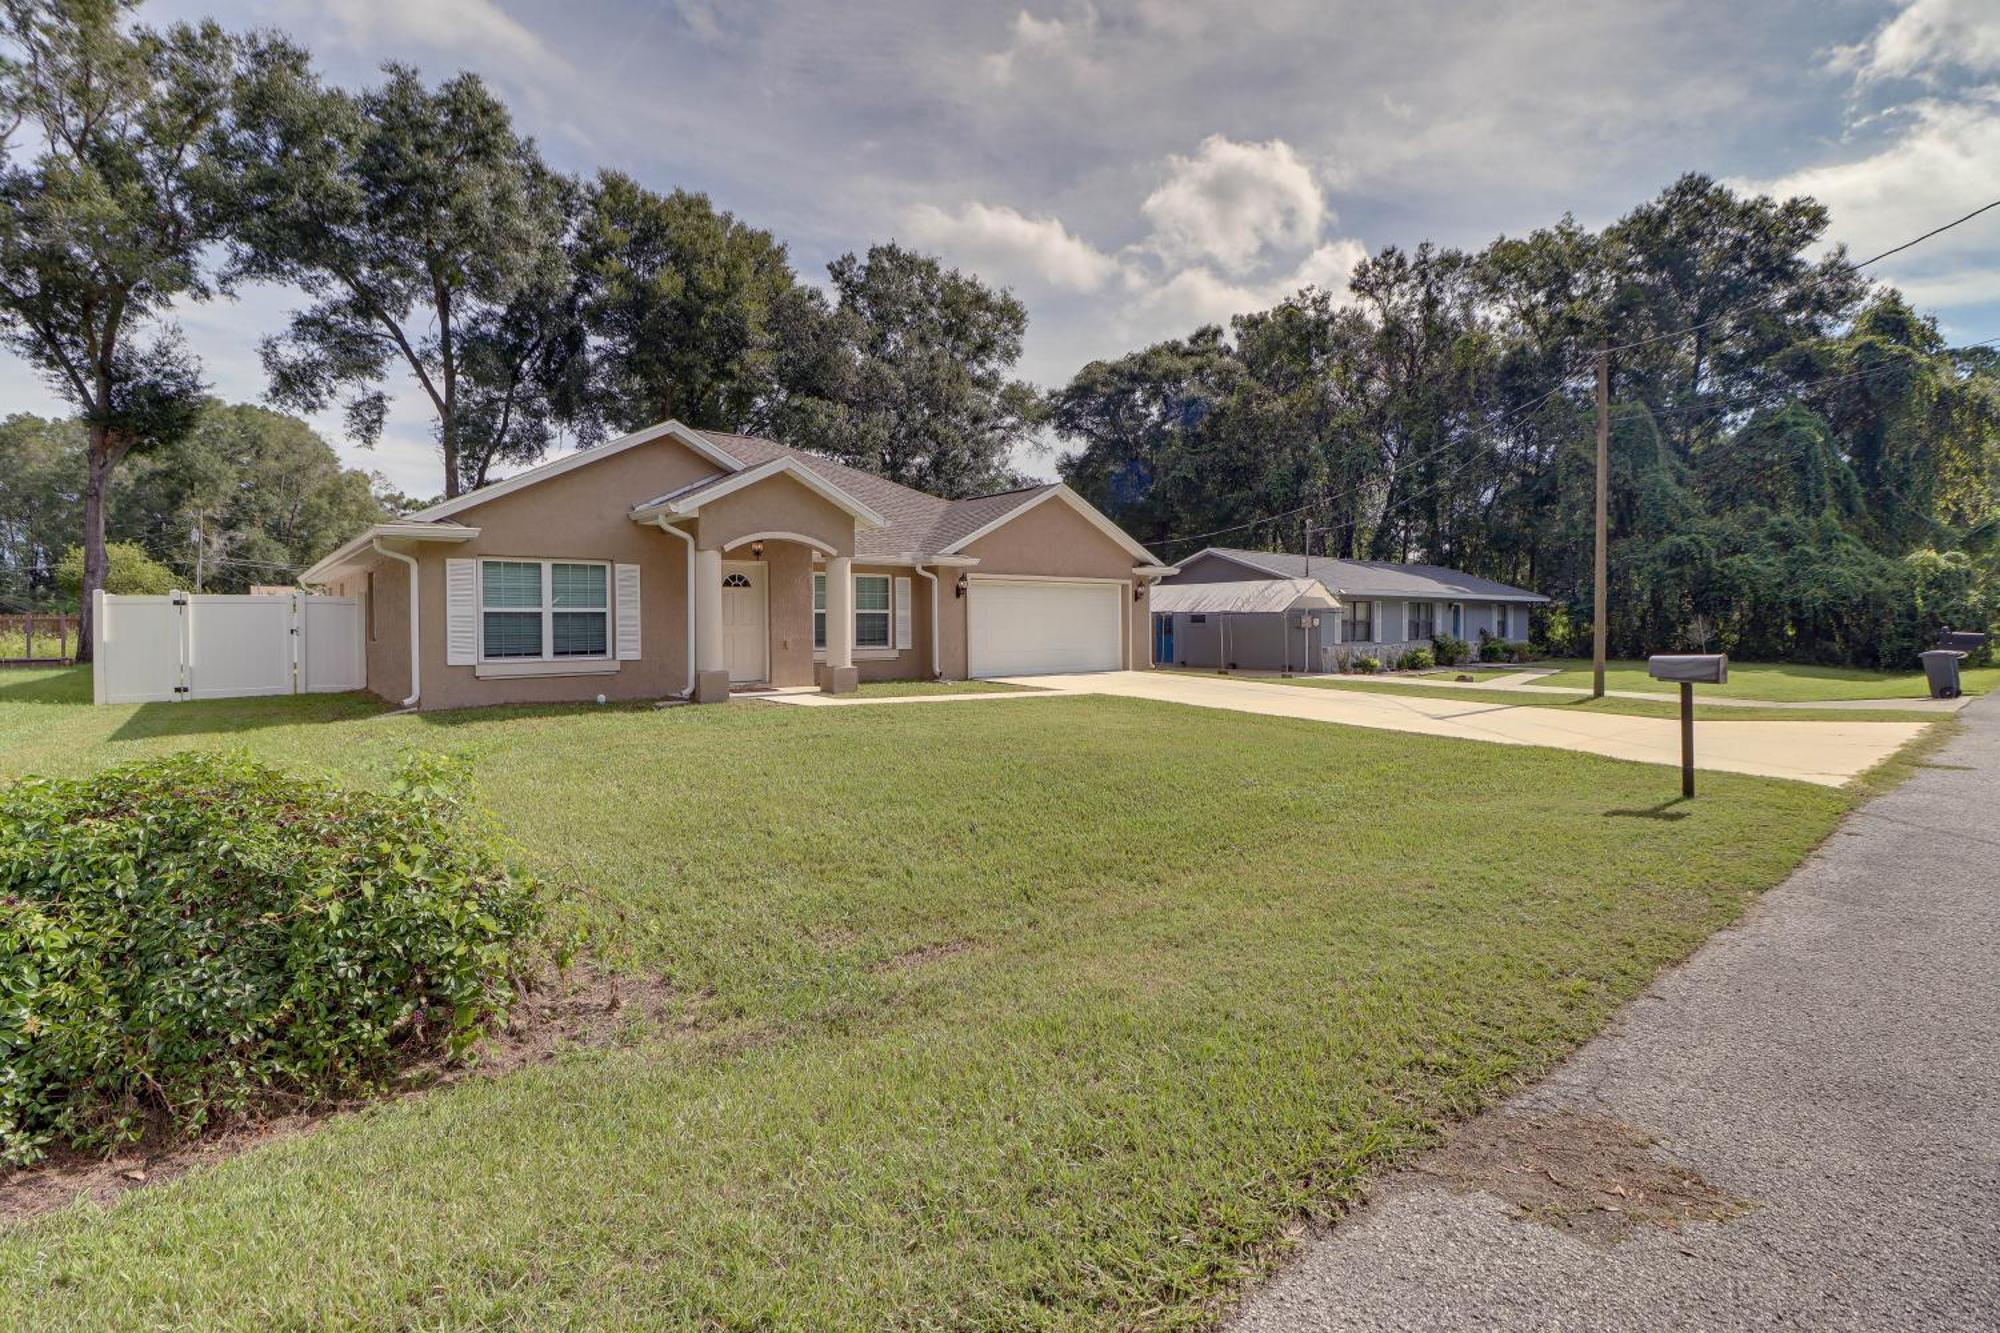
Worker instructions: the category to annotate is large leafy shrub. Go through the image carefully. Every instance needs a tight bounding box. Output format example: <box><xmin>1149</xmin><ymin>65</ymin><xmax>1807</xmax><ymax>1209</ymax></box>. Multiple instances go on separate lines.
<box><xmin>0</xmin><ymin>752</ymin><xmax>545</xmax><ymax>1165</ymax></box>
<box><xmin>1351</xmin><ymin>655</ymin><xmax>1381</xmax><ymax>674</ymax></box>
<box><xmin>1431</xmin><ymin>633</ymin><xmax>1470</xmax><ymax>667</ymax></box>
<box><xmin>1396</xmin><ymin>647</ymin><xmax>1436</xmax><ymax>671</ymax></box>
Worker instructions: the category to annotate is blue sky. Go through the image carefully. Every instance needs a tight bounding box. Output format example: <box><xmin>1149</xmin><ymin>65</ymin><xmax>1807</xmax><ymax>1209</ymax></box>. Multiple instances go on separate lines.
<box><xmin>6</xmin><ymin>0</ymin><xmax>1999</xmax><ymax>495</ymax></box>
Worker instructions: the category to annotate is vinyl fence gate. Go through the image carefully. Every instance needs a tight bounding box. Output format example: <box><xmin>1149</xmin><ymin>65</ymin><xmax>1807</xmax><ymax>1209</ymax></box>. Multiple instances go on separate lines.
<box><xmin>91</xmin><ymin>589</ymin><xmax>365</xmax><ymax>705</ymax></box>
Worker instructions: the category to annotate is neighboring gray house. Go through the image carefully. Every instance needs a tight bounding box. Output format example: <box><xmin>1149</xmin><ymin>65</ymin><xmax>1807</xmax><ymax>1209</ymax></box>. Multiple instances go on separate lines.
<box><xmin>1154</xmin><ymin>547</ymin><xmax>1549</xmax><ymax>672</ymax></box>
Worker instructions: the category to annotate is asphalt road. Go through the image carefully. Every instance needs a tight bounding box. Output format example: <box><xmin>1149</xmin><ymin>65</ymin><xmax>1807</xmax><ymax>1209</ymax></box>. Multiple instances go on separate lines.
<box><xmin>1230</xmin><ymin>692</ymin><xmax>2000</xmax><ymax>1332</ymax></box>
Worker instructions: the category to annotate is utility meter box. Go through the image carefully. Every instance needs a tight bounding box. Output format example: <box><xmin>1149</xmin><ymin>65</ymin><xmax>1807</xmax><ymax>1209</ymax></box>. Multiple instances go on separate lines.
<box><xmin>1648</xmin><ymin>654</ymin><xmax>1728</xmax><ymax>685</ymax></box>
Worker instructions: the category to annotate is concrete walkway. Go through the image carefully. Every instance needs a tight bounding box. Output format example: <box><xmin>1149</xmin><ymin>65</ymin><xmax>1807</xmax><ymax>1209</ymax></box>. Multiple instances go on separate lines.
<box><xmin>1230</xmin><ymin>691</ymin><xmax>2000</xmax><ymax>1332</ymax></box>
<box><xmin>1004</xmin><ymin>672</ymin><xmax>1928</xmax><ymax>787</ymax></box>
<box><xmin>1252</xmin><ymin>667</ymin><xmax>1968</xmax><ymax>714</ymax></box>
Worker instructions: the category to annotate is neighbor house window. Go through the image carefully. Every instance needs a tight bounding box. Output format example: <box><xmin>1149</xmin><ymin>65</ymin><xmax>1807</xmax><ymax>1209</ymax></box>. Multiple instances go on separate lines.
<box><xmin>1494</xmin><ymin>603</ymin><xmax>1511</xmax><ymax>638</ymax></box>
<box><xmin>813</xmin><ymin>571</ymin><xmax>893</xmax><ymax>650</ymax></box>
<box><xmin>1343</xmin><ymin>599</ymin><xmax>1373</xmax><ymax>643</ymax></box>
<box><xmin>1407</xmin><ymin>601</ymin><xmax>1436</xmax><ymax>641</ymax></box>
<box><xmin>480</xmin><ymin>559</ymin><xmax>609</xmax><ymax>661</ymax></box>
<box><xmin>855</xmin><ymin>574</ymin><xmax>891</xmax><ymax>648</ymax></box>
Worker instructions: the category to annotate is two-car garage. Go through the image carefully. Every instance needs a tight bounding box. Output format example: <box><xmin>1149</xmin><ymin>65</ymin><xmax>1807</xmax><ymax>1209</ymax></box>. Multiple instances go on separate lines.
<box><xmin>966</xmin><ymin>577</ymin><xmax>1126</xmax><ymax>678</ymax></box>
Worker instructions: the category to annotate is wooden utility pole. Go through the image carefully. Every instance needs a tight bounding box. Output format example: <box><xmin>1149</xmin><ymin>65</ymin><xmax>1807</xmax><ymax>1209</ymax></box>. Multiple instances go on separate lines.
<box><xmin>1593</xmin><ymin>345</ymin><xmax>1610</xmax><ymax>698</ymax></box>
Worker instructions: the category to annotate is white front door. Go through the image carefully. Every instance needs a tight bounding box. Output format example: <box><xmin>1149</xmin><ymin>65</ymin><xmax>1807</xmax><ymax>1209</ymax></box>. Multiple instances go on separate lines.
<box><xmin>721</xmin><ymin>561</ymin><xmax>768</xmax><ymax>683</ymax></box>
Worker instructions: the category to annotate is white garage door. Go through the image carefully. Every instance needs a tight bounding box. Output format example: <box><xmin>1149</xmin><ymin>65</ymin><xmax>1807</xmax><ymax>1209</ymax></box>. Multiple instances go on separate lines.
<box><xmin>968</xmin><ymin>578</ymin><xmax>1123</xmax><ymax>677</ymax></box>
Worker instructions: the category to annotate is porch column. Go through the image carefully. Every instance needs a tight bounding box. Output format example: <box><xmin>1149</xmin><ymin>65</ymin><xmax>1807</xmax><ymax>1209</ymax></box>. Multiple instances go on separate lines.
<box><xmin>693</xmin><ymin>546</ymin><xmax>729</xmax><ymax>703</ymax></box>
<box><xmin>823</xmin><ymin>553</ymin><xmax>858</xmax><ymax>693</ymax></box>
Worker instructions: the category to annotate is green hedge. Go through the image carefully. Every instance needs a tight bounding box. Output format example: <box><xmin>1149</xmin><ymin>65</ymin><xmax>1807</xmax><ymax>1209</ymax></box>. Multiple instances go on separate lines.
<box><xmin>0</xmin><ymin>752</ymin><xmax>546</xmax><ymax>1165</ymax></box>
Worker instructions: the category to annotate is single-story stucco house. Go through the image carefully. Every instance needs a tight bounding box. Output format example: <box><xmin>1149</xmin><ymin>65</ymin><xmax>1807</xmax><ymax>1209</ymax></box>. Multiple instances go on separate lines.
<box><xmin>1153</xmin><ymin>546</ymin><xmax>1548</xmax><ymax>672</ymax></box>
<box><xmin>301</xmin><ymin>420</ymin><xmax>1175</xmax><ymax>709</ymax></box>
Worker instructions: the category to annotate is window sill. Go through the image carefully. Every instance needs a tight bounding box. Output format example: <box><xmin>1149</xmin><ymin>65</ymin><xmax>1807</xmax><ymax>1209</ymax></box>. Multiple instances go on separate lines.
<box><xmin>813</xmin><ymin>648</ymin><xmax>903</xmax><ymax>662</ymax></box>
<box><xmin>474</xmin><ymin>658</ymin><xmax>621</xmax><ymax>679</ymax></box>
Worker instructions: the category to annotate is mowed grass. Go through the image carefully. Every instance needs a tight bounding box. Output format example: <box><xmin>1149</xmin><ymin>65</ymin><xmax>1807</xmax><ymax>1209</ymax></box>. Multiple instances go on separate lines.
<box><xmin>849</xmin><ymin>677</ymin><xmax>1040</xmax><ymax>697</ymax></box>
<box><xmin>1537</xmin><ymin>657</ymin><xmax>1998</xmax><ymax>701</ymax></box>
<box><xmin>0</xmin><ymin>667</ymin><xmax>1855</xmax><ymax>1329</ymax></box>
<box><xmin>1278</xmin><ymin>675</ymin><xmax>1932</xmax><ymax>723</ymax></box>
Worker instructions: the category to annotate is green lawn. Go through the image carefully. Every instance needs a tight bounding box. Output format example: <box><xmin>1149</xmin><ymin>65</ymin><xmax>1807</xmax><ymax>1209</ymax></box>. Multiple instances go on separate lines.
<box><xmin>0</xmin><ymin>667</ymin><xmax>1858</xmax><ymax>1329</ymax></box>
<box><xmin>1278</xmin><ymin>675</ymin><xmax>1931</xmax><ymax>723</ymax></box>
<box><xmin>848</xmin><ymin>677</ymin><xmax>1040</xmax><ymax>697</ymax></box>
<box><xmin>1537</xmin><ymin>657</ymin><xmax>1998</xmax><ymax>701</ymax></box>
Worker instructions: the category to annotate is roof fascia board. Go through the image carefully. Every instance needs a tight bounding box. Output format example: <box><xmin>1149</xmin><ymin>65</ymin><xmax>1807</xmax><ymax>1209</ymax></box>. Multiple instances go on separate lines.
<box><xmin>1181</xmin><ymin>547</ymin><xmax>1296</xmax><ymax>579</ymax></box>
<box><xmin>404</xmin><ymin>420</ymin><xmax>742</xmax><ymax>524</ymax></box>
<box><xmin>939</xmin><ymin>485</ymin><xmax>1163</xmax><ymax>564</ymax></box>
<box><xmin>634</xmin><ymin>456</ymin><xmax>889</xmax><ymax>530</ymax></box>
<box><xmin>301</xmin><ymin>522</ymin><xmax>481</xmax><ymax>583</ymax></box>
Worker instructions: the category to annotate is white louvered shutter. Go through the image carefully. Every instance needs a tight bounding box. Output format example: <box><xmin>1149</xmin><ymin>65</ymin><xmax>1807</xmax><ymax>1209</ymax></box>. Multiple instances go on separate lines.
<box><xmin>894</xmin><ymin>576</ymin><xmax>913</xmax><ymax>650</ymax></box>
<box><xmin>446</xmin><ymin>559</ymin><xmax>477</xmax><ymax>666</ymax></box>
<box><xmin>615</xmin><ymin>562</ymin><xmax>642</xmax><ymax>660</ymax></box>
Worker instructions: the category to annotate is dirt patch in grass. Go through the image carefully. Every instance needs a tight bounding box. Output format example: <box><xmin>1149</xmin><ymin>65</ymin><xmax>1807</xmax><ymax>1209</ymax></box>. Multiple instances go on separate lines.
<box><xmin>0</xmin><ymin>963</ymin><xmax>684</xmax><ymax>1230</ymax></box>
<box><xmin>871</xmin><ymin>937</ymin><xmax>981</xmax><ymax>972</ymax></box>
<box><xmin>1413</xmin><ymin>1109</ymin><xmax>1755</xmax><ymax>1243</ymax></box>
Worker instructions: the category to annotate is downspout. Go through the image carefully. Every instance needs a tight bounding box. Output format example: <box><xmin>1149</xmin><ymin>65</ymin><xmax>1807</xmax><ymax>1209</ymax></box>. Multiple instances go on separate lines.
<box><xmin>371</xmin><ymin>539</ymin><xmax>420</xmax><ymax>709</ymax></box>
<box><xmin>655</xmin><ymin>517</ymin><xmax>696</xmax><ymax>698</ymax></box>
<box><xmin>913</xmin><ymin>563</ymin><xmax>942</xmax><ymax>680</ymax></box>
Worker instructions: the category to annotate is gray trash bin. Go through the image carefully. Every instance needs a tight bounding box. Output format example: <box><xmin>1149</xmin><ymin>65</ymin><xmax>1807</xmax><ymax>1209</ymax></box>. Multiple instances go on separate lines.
<box><xmin>1920</xmin><ymin>649</ymin><xmax>1964</xmax><ymax>699</ymax></box>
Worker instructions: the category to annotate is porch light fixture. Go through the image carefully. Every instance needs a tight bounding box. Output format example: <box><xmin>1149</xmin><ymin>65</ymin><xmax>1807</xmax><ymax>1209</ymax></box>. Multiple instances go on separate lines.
<box><xmin>955</xmin><ymin>574</ymin><xmax>969</xmax><ymax>598</ymax></box>
<box><xmin>750</xmin><ymin>540</ymin><xmax>765</xmax><ymax>560</ymax></box>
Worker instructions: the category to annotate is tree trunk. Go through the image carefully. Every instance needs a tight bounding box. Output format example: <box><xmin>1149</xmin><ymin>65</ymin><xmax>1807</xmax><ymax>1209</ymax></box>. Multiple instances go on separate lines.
<box><xmin>76</xmin><ymin>429</ymin><xmax>116</xmax><ymax>665</ymax></box>
<box><xmin>441</xmin><ymin>413</ymin><xmax>461</xmax><ymax>499</ymax></box>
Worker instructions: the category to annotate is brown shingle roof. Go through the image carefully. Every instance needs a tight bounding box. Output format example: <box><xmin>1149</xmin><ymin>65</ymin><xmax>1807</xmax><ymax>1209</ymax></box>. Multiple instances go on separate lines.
<box><xmin>690</xmin><ymin>431</ymin><xmax>1060</xmax><ymax>562</ymax></box>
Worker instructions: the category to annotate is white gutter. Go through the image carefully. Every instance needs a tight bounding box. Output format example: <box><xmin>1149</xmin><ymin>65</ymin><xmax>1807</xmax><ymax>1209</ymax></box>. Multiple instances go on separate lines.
<box><xmin>371</xmin><ymin>539</ymin><xmax>421</xmax><ymax>709</ymax></box>
<box><xmin>913</xmin><ymin>563</ymin><xmax>942</xmax><ymax>679</ymax></box>
<box><xmin>654</xmin><ymin>517</ymin><xmax>696</xmax><ymax>698</ymax></box>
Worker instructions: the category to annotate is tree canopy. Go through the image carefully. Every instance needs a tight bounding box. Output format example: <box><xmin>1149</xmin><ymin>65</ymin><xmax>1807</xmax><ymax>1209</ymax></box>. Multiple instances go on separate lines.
<box><xmin>1053</xmin><ymin>176</ymin><xmax>1999</xmax><ymax>666</ymax></box>
<box><xmin>763</xmin><ymin>243</ymin><xmax>1040</xmax><ymax>497</ymax></box>
<box><xmin>0</xmin><ymin>0</ymin><xmax>262</xmax><ymax>654</ymax></box>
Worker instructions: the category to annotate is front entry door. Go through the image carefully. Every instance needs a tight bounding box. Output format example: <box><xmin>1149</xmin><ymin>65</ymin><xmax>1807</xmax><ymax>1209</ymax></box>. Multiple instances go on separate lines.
<box><xmin>721</xmin><ymin>561</ymin><xmax>768</xmax><ymax>683</ymax></box>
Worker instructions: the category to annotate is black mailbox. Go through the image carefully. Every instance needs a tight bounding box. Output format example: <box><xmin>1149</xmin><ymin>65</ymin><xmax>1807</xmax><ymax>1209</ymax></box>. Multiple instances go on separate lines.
<box><xmin>1647</xmin><ymin>653</ymin><xmax>1728</xmax><ymax>685</ymax></box>
<box><xmin>1938</xmin><ymin>630</ymin><xmax>1989</xmax><ymax>653</ymax></box>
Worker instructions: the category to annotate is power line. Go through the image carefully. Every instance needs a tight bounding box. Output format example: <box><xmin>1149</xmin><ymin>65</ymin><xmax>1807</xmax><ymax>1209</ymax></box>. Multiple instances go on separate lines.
<box><xmin>1154</xmin><ymin>379</ymin><xmax>1579</xmax><ymax>552</ymax></box>
<box><xmin>1594</xmin><ymin>195</ymin><xmax>2000</xmax><ymax>360</ymax></box>
<box><xmin>1147</xmin><ymin>197</ymin><xmax>2000</xmax><ymax>554</ymax></box>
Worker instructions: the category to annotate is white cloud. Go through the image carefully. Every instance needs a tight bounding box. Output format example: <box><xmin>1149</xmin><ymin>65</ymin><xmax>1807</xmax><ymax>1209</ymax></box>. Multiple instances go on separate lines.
<box><xmin>983</xmin><ymin>7</ymin><xmax>1099</xmax><ymax>86</ymax></box>
<box><xmin>1836</xmin><ymin>0</ymin><xmax>2000</xmax><ymax>81</ymax></box>
<box><xmin>1744</xmin><ymin>93</ymin><xmax>2000</xmax><ymax>302</ymax></box>
<box><xmin>1131</xmin><ymin>239</ymin><xmax>1366</xmax><ymax>334</ymax></box>
<box><xmin>903</xmin><ymin>202</ymin><xmax>1124</xmax><ymax>292</ymax></box>
<box><xmin>299</xmin><ymin>0</ymin><xmax>562</xmax><ymax>74</ymax></box>
<box><xmin>1140</xmin><ymin>135</ymin><xmax>1326</xmax><ymax>274</ymax></box>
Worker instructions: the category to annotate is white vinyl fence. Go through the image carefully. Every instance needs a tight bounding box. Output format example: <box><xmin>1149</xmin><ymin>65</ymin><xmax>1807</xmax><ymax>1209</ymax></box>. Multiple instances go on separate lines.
<box><xmin>92</xmin><ymin>589</ymin><xmax>364</xmax><ymax>705</ymax></box>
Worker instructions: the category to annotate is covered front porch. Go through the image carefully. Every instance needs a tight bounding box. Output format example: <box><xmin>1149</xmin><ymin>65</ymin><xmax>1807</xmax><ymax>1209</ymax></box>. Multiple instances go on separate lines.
<box><xmin>629</xmin><ymin>454</ymin><xmax>951</xmax><ymax>703</ymax></box>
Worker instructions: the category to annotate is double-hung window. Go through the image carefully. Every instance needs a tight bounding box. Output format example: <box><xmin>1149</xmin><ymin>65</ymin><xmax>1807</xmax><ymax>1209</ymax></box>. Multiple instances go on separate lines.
<box><xmin>812</xmin><ymin>571</ymin><xmax>894</xmax><ymax>651</ymax></box>
<box><xmin>854</xmin><ymin>574</ymin><xmax>891</xmax><ymax>648</ymax></box>
<box><xmin>481</xmin><ymin>559</ymin><xmax>609</xmax><ymax>661</ymax></box>
<box><xmin>1493</xmin><ymin>603</ymin><xmax>1511</xmax><ymax>639</ymax></box>
<box><xmin>1407</xmin><ymin>601</ymin><xmax>1436</xmax><ymax>641</ymax></box>
<box><xmin>1343</xmin><ymin>599</ymin><xmax>1374</xmax><ymax>643</ymax></box>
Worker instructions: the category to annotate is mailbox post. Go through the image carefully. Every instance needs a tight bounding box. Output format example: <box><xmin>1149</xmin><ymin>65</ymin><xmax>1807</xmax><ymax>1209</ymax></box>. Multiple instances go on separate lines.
<box><xmin>1647</xmin><ymin>654</ymin><xmax>1728</xmax><ymax>797</ymax></box>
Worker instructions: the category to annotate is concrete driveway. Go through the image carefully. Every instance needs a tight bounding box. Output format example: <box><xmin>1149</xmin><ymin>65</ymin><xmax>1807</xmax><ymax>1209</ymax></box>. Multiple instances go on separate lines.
<box><xmin>1226</xmin><ymin>690</ymin><xmax>2000</xmax><ymax>1332</ymax></box>
<box><xmin>998</xmin><ymin>671</ymin><xmax>1927</xmax><ymax>786</ymax></box>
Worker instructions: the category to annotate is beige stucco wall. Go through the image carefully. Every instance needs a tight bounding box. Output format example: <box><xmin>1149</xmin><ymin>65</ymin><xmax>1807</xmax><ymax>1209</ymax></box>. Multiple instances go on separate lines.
<box><xmin>694</xmin><ymin>472</ymin><xmax>856</xmax><ymax>556</ymax></box>
<box><xmin>355</xmin><ymin>436</ymin><xmax>716</xmax><ymax>710</ymax></box>
<box><xmin>343</xmin><ymin>444</ymin><xmax>1154</xmax><ymax>708</ymax></box>
<box><xmin>939</xmin><ymin>496</ymin><xmax>1151</xmax><ymax>678</ymax></box>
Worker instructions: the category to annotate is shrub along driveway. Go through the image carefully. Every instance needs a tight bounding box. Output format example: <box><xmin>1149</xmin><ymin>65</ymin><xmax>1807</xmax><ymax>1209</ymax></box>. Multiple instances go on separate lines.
<box><xmin>1008</xmin><ymin>671</ymin><xmax>1928</xmax><ymax>787</ymax></box>
<box><xmin>0</xmin><ymin>667</ymin><xmax>1867</xmax><ymax>1329</ymax></box>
